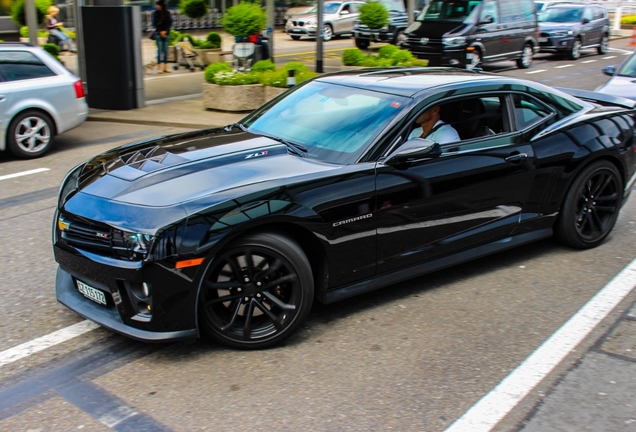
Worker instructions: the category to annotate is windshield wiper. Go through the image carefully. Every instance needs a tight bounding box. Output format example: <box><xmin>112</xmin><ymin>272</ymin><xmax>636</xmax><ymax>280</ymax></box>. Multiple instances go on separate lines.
<box><xmin>225</xmin><ymin>122</ymin><xmax>249</xmax><ymax>132</ymax></box>
<box><xmin>260</xmin><ymin>133</ymin><xmax>308</xmax><ymax>157</ymax></box>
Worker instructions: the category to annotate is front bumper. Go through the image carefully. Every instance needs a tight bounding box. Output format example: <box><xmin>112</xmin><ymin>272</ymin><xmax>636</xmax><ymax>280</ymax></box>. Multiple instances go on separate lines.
<box><xmin>401</xmin><ymin>45</ymin><xmax>468</xmax><ymax>67</ymax></box>
<box><xmin>286</xmin><ymin>26</ymin><xmax>318</xmax><ymax>37</ymax></box>
<box><xmin>539</xmin><ymin>36</ymin><xmax>574</xmax><ymax>53</ymax></box>
<box><xmin>353</xmin><ymin>29</ymin><xmax>393</xmax><ymax>43</ymax></box>
<box><xmin>54</xmin><ymin>245</ymin><xmax>199</xmax><ymax>343</ymax></box>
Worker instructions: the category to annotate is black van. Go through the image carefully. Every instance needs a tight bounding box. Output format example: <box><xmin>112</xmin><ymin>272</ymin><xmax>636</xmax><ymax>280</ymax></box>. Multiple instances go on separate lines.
<box><xmin>401</xmin><ymin>0</ymin><xmax>538</xmax><ymax>69</ymax></box>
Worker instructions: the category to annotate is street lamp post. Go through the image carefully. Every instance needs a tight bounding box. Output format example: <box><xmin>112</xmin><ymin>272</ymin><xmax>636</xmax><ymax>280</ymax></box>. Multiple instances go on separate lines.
<box><xmin>25</xmin><ymin>0</ymin><xmax>38</xmax><ymax>45</ymax></box>
<box><xmin>316</xmin><ymin>0</ymin><xmax>323</xmax><ymax>73</ymax></box>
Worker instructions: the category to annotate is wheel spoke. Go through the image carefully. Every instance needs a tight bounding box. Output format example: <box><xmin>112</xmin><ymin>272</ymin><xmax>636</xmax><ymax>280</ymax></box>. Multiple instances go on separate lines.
<box><xmin>255</xmin><ymin>257</ymin><xmax>282</xmax><ymax>280</ymax></box>
<box><xmin>227</xmin><ymin>255</ymin><xmax>244</xmax><ymax>281</ymax></box>
<box><xmin>586</xmin><ymin>212</ymin><xmax>599</xmax><ymax>233</ymax></box>
<box><xmin>595</xmin><ymin>192</ymin><xmax>617</xmax><ymax>202</ymax></box>
<box><xmin>254</xmin><ymin>301</ymin><xmax>283</xmax><ymax>330</ymax></box>
<box><xmin>263</xmin><ymin>273</ymin><xmax>297</xmax><ymax>290</ymax></box>
<box><xmin>594</xmin><ymin>205</ymin><xmax>616</xmax><ymax>214</ymax></box>
<box><xmin>244</xmin><ymin>248</ymin><xmax>256</xmax><ymax>280</ymax></box>
<box><xmin>578</xmin><ymin>214</ymin><xmax>589</xmax><ymax>232</ymax></box>
<box><xmin>262</xmin><ymin>290</ymin><xmax>297</xmax><ymax>311</ymax></box>
<box><xmin>220</xmin><ymin>299</ymin><xmax>242</xmax><ymax>332</ymax></box>
<box><xmin>206</xmin><ymin>292</ymin><xmax>243</xmax><ymax>306</ymax></box>
<box><xmin>591</xmin><ymin>174</ymin><xmax>609</xmax><ymax>197</ymax></box>
<box><xmin>591</xmin><ymin>210</ymin><xmax>604</xmax><ymax>231</ymax></box>
<box><xmin>243</xmin><ymin>300</ymin><xmax>255</xmax><ymax>340</ymax></box>
<box><xmin>206</xmin><ymin>280</ymin><xmax>237</xmax><ymax>290</ymax></box>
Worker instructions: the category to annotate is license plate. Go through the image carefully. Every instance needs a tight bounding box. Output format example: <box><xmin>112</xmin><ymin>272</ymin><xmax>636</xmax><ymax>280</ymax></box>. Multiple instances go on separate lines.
<box><xmin>538</xmin><ymin>37</ymin><xmax>548</xmax><ymax>42</ymax></box>
<box><xmin>76</xmin><ymin>280</ymin><xmax>107</xmax><ymax>305</ymax></box>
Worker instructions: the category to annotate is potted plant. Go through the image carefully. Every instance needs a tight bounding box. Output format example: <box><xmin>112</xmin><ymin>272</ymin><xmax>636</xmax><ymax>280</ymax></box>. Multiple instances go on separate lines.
<box><xmin>356</xmin><ymin>0</ymin><xmax>389</xmax><ymax>49</ymax></box>
<box><xmin>221</xmin><ymin>2</ymin><xmax>266</xmax><ymax>41</ymax></box>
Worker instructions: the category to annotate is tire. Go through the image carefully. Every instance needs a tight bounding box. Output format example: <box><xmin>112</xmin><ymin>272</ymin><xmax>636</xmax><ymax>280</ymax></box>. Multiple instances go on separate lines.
<box><xmin>597</xmin><ymin>33</ymin><xmax>609</xmax><ymax>55</ymax></box>
<box><xmin>393</xmin><ymin>30</ymin><xmax>406</xmax><ymax>46</ymax></box>
<box><xmin>567</xmin><ymin>38</ymin><xmax>581</xmax><ymax>60</ymax></box>
<box><xmin>555</xmin><ymin>161</ymin><xmax>623</xmax><ymax>249</ymax></box>
<box><xmin>467</xmin><ymin>48</ymin><xmax>482</xmax><ymax>68</ymax></box>
<box><xmin>355</xmin><ymin>37</ymin><xmax>370</xmax><ymax>49</ymax></box>
<box><xmin>323</xmin><ymin>24</ymin><xmax>333</xmax><ymax>41</ymax></box>
<box><xmin>7</xmin><ymin>110</ymin><xmax>55</xmax><ymax>159</ymax></box>
<box><xmin>199</xmin><ymin>232</ymin><xmax>314</xmax><ymax>349</ymax></box>
<box><xmin>291</xmin><ymin>35</ymin><xmax>301</xmax><ymax>41</ymax></box>
<box><xmin>516</xmin><ymin>43</ymin><xmax>533</xmax><ymax>69</ymax></box>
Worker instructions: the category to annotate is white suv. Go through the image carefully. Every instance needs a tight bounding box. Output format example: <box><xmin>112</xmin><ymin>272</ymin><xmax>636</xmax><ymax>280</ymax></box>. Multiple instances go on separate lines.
<box><xmin>0</xmin><ymin>43</ymin><xmax>88</xmax><ymax>158</ymax></box>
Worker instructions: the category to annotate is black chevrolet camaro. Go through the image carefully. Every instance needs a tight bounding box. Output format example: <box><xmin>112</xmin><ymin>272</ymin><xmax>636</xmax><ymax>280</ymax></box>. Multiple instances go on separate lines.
<box><xmin>54</xmin><ymin>68</ymin><xmax>636</xmax><ymax>349</ymax></box>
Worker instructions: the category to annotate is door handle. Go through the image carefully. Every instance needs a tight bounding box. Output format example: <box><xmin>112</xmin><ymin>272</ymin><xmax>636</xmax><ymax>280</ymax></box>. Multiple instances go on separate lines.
<box><xmin>505</xmin><ymin>153</ymin><xmax>528</xmax><ymax>163</ymax></box>
<box><xmin>0</xmin><ymin>96</ymin><xmax>6</xmax><ymax>102</ymax></box>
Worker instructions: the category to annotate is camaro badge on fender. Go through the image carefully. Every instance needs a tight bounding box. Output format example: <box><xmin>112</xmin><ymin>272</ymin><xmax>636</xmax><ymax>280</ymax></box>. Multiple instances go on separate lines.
<box><xmin>333</xmin><ymin>213</ymin><xmax>373</xmax><ymax>227</ymax></box>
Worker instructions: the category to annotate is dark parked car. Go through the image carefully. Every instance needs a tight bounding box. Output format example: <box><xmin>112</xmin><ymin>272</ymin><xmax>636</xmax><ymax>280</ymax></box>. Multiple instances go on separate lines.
<box><xmin>353</xmin><ymin>0</ymin><xmax>428</xmax><ymax>49</ymax></box>
<box><xmin>538</xmin><ymin>2</ymin><xmax>609</xmax><ymax>59</ymax></box>
<box><xmin>54</xmin><ymin>68</ymin><xmax>636</xmax><ymax>349</ymax></box>
<box><xmin>596</xmin><ymin>51</ymin><xmax>636</xmax><ymax>101</ymax></box>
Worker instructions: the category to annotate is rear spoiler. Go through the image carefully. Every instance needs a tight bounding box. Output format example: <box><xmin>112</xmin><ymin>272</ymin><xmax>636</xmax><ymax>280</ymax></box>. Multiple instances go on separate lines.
<box><xmin>556</xmin><ymin>87</ymin><xmax>636</xmax><ymax>109</ymax></box>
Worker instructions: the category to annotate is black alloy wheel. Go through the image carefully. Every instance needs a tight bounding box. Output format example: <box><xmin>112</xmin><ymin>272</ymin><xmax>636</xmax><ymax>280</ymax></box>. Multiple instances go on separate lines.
<box><xmin>199</xmin><ymin>232</ymin><xmax>314</xmax><ymax>349</ymax></box>
<box><xmin>556</xmin><ymin>161</ymin><xmax>623</xmax><ymax>249</ymax></box>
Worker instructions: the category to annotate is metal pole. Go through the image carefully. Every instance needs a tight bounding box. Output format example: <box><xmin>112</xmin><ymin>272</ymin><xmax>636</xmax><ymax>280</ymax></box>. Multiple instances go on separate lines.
<box><xmin>614</xmin><ymin>0</ymin><xmax>623</xmax><ymax>32</ymax></box>
<box><xmin>74</xmin><ymin>0</ymin><xmax>87</xmax><ymax>85</ymax></box>
<box><xmin>266</xmin><ymin>0</ymin><xmax>274</xmax><ymax>61</ymax></box>
<box><xmin>316</xmin><ymin>0</ymin><xmax>323</xmax><ymax>73</ymax></box>
<box><xmin>407</xmin><ymin>0</ymin><xmax>415</xmax><ymax>26</ymax></box>
<box><xmin>25</xmin><ymin>0</ymin><xmax>38</xmax><ymax>45</ymax></box>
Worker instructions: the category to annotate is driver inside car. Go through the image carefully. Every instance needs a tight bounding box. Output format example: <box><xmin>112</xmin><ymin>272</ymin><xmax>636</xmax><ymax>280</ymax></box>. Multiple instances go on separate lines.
<box><xmin>408</xmin><ymin>104</ymin><xmax>460</xmax><ymax>144</ymax></box>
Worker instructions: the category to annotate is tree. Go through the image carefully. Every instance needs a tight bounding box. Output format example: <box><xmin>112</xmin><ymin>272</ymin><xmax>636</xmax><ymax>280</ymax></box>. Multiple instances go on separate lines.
<box><xmin>221</xmin><ymin>2</ymin><xmax>266</xmax><ymax>38</ymax></box>
<box><xmin>11</xmin><ymin>0</ymin><xmax>53</xmax><ymax>27</ymax></box>
<box><xmin>180</xmin><ymin>0</ymin><xmax>208</xmax><ymax>20</ymax></box>
<box><xmin>359</xmin><ymin>1</ymin><xmax>389</xmax><ymax>30</ymax></box>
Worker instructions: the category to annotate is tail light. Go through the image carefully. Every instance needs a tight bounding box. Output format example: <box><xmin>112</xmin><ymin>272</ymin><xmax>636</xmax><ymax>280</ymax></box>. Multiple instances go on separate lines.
<box><xmin>73</xmin><ymin>80</ymin><xmax>85</xmax><ymax>99</ymax></box>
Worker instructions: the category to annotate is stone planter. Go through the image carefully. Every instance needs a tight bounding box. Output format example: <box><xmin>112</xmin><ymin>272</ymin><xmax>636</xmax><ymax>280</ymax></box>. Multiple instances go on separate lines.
<box><xmin>20</xmin><ymin>37</ymin><xmax>49</xmax><ymax>45</ymax></box>
<box><xmin>203</xmin><ymin>82</ymin><xmax>264</xmax><ymax>112</ymax></box>
<box><xmin>167</xmin><ymin>45</ymin><xmax>177</xmax><ymax>63</ymax></box>
<box><xmin>263</xmin><ymin>86</ymin><xmax>287</xmax><ymax>102</ymax></box>
<box><xmin>196</xmin><ymin>48</ymin><xmax>222</xmax><ymax>66</ymax></box>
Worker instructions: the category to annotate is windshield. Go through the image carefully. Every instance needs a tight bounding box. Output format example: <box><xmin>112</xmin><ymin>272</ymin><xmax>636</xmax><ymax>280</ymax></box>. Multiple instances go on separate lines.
<box><xmin>417</xmin><ymin>0</ymin><xmax>482</xmax><ymax>23</ymax></box>
<box><xmin>617</xmin><ymin>54</ymin><xmax>636</xmax><ymax>77</ymax></box>
<box><xmin>244</xmin><ymin>81</ymin><xmax>409</xmax><ymax>164</ymax></box>
<box><xmin>535</xmin><ymin>2</ymin><xmax>545</xmax><ymax>12</ymax></box>
<box><xmin>310</xmin><ymin>2</ymin><xmax>341</xmax><ymax>14</ymax></box>
<box><xmin>538</xmin><ymin>7</ymin><xmax>582</xmax><ymax>23</ymax></box>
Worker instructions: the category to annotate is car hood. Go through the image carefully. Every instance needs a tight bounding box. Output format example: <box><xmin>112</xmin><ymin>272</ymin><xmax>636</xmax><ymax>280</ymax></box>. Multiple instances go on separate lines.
<box><xmin>539</xmin><ymin>22</ymin><xmax>579</xmax><ymax>32</ymax></box>
<box><xmin>74</xmin><ymin>128</ymin><xmax>339</xmax><ymax>208</ymax></box>
<box><xmin>596</xmin><ymin>76</ymin><xmax>636</xmax><ymax>101</ymax></box>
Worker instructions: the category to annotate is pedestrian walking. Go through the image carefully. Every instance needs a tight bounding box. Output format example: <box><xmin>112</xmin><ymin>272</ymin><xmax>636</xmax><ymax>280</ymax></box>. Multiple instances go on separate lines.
<box><xmin>152</xmin><ymin>0</ymin><xmax>172</xmax><ymax>74</ymax></box>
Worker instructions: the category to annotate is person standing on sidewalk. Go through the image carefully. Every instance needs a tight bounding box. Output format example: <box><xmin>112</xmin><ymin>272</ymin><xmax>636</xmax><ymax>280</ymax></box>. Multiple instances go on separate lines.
<box><xmin>152</xmin><ymin>0</ymin><xmax>172</xmax><ymax>74</ymax></box>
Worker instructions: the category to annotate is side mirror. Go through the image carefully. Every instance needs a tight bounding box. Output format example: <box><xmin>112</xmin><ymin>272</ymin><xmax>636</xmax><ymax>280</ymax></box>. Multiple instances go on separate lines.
<box><xmin>479</xmin><ymin>15</ymin><xmax>494</xmax><ymax>25</ymax></box>
<box><xmin>384</xmin><ymin>138</ymin><xmax>442</xmax><ymax>166</ymax></box>
<box><xmin>582</xmin><ymin>18</ymin><xmax>590</xmax><ymax>24</ymax></box>
<box><xmin>603</xmin><ymin>65</ymin><xmax>616</xmax><ymax>76</ymax></box>
<box><xmin>340</xmin><ymin>10</ymin><xmax>350</xmax><ymax>15</ymax></box>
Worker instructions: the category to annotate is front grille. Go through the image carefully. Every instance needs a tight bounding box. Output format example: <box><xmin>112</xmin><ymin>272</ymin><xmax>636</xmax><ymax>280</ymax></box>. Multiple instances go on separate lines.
<box><xmin>292</xmin><ymin>20</ymin><xmax>304</xmax><ymax>27</ymax></box>
<box><xmin>61</xmin><ymin>217</ymin><xmax>140</xmax><ymax>261</ymax></box>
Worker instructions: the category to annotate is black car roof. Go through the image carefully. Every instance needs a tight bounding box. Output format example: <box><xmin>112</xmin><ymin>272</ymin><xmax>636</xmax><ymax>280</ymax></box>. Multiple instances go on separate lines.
<box><xmin>315</xmin><ymin>67</ymin><xmax>511</xmax><ymax>98</ymax></box>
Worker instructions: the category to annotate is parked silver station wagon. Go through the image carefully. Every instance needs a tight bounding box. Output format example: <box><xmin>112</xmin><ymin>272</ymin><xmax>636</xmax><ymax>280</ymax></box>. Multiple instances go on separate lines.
<box><xmin>285</xmin><ymin>1</ymin><xmax>365</xmax><ymax>41</ymax></box>
<box><xmin>0</xmin><ymin>43</ymin><xmax>88</xmax><ymax>159</ymax></box>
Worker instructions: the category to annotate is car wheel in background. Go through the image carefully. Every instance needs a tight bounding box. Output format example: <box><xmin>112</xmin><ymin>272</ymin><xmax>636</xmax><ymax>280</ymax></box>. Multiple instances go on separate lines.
<box><xmin>199</xmin><ymin>232</ymin><xmax>314</xmax><ymax>349</ymax></box>
<box><xmin>468</xmin><ymin>48</ymin><xmax>482</xmax><ymax>67</ymax></box>
<box><xmin>7</xmin><ymin>110</ymin><xmax>55</xmax><ymax>159</ymax></box>
<box><xmin>355</xmin><ymin>37</ymin><xmax>370</xmax><ymax>49</ymax></box>
<box><xmin>597</xmin><ymin>34</ymin><xmax>609</xmax><ymax>54</ymax></box>
<box><xmin>323</xmin><ymin>24</ymin><xmax>333</xmax><ymax>41</ymax></box>
<box><xmin>291</xmin><ymin>35</ymin><xmax>301</xmax><ymax>40</ymax></box>
<box><xmin>516</xmin><ymin>43</ymin><xmax>534</xmax><ymax>69</ymax></box>
<box><xmin>555</xmin><ymin>161</ymin><xmax>622</xmax><ymax>249</ymax></box>
<box><xmin>568</xmin><ymin>38</ymin><xmax>582</xmax><ymax>60</ymax></box>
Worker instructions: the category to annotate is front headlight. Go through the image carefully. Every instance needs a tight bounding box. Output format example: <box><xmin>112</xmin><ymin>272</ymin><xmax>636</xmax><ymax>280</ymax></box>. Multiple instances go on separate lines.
<box><xmin>123</xmin><ymin>231</ymin><xmax>155</xmax><ymax>256</ymax></box>
<box><xmin>442</xmin><ymin>36</ymin><xmax>466</xmax><ymax>47</ymax></box>
<box><xmin>305</xmin><ymin>19</ymin><xmax>316</xmax><ymax>25</ymax></box>
<box><xmin>552</xmin><ymin>30</ymin><xmax>574</xmax><ymax>37</ymax></box>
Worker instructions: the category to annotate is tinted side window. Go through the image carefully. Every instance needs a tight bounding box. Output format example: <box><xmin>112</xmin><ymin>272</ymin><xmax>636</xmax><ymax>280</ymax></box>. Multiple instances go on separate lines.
<box><xmin>512</xmin><ymin>94</ymin><xmax>552</xmax><ymax>130</ymax></box>
<box><xmin>499</xmin><ymin>2</ymin><xmax>523</xmax><ymax>23</ymax></box>
<box><xmin>0</xmin><ymin>51</ymin><xmax>55</xmax><ymax>81</ymax></box>
<box><xmin>480</xmin><ymin>0</ymin><xmax>498</xmax><ymax>23</ymax></box>
<box><xmin>519</xmin><ymin>0</ymin><xmax>535</xmax><ymax>20</ymax></box>
<box><xmin>582</xmin><ymin>6</ymin><xmax>593</xmax><ymax>22</ymax></box>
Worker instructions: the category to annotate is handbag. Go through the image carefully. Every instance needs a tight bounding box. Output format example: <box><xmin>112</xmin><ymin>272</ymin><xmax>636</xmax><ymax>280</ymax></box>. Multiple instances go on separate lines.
<box><xmin>149</xmin><ymin>30</ymin><xmax>156</xmax><ymax>40</ymax></box>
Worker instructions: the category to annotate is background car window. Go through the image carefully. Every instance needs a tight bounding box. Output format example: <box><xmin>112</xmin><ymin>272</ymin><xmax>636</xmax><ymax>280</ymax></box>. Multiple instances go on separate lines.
<box><xmin>0</xmin><ymin>51</ymin><xmax>55</xmax><ymax>81</ymax></box>
<box><xmin>500</xmin><ymin>2</ymin><xmax>524</xmax><ymax>23</ymax></box>
<box><xmin>512</xmin><ymin>94</ymin><xmax>552</xmax><ymax>130</ymax></box>
<box><xmin>538</xmin><ymin>7</ymin><xmax>582</xmax><ymax>23</ymax></box>
<box><xmin>519</xmin><ymin>0</ymin><xmax>535</xmax><ymax>20</ymax></box>
<box><xmin>480</xmin><ymin>1</ymin><xmax>498</xmax><ymax>23</ymax></box>
<box><xmin>582</xmin><ymin>7</ymin><xmax>592</xmax><ymax>22</ymax></box>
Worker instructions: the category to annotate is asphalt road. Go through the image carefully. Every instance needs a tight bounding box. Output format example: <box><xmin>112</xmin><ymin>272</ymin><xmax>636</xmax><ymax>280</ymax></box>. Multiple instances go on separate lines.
<box><xmin>0</xmin><ymin>38</ymin><xmax>635</xmax><ymax>431</ymax></box>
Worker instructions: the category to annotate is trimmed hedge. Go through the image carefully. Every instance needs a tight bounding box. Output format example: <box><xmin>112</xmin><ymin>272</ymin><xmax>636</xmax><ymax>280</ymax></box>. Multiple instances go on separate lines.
<box><xmin>180</xmin><ymin>0</ymin><xmax>208</xmax><ymax>19</ymax></box>
<box><xmin>342</xmin><ymin>47</ymin><xmax>428</xmax><ymax>67</ymax></box>
<box><xmin>359</xmin><ymin>1</ymin><xmax>389</xmax><ymax>30</ymax></box>
<box><xmin>221</xmin><ymin>2</ymin><xmax>266</xmax><ymax>38</ymax></box>
<box><xmin>204</xmin><ymin>61</ymin><xmax>317</xmax><ymax>87</ymax></box>
<box><xmin>11</xmin><ymin>0</ymin><xmax>52</xmax><ymax>26</ymax></box>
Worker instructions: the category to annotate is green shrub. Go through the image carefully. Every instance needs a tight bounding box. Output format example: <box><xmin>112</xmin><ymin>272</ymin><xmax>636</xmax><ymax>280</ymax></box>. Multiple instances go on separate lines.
<box><xmin>204</xmin><ymin>62</ymin><xmax>233</xmax><ymax>83</ymax></box>
<box><xmin>259</xmin><ymin>67</ymin><xmax>317</xmax><ymax>88</ymax></box>
<box><xmin>180</xmin><ymin>0</ymin><xmax>208</xmax><ymax>19</ymax></box>
<box><xmin>358</xmin><ymin>1</ymin><xmax>389</xmax><ymax>30</ymax></box>
<box><xmin>342</xmin><ymin>48</ymin><xmax>365</xmax><ymax>65</ymax></box>
<box><xmin>41</xmin><ymin>42</ymin><xmax>60</xmax><ymax>58</ymax></box>
<box><xmin>197</xmin><ymin>41</ymin><xmax>216</xmax><ymax>49</ymax></box>
<box><xmin>178</xmin><ymin>33</ymin><xmax>204</xmax><ymax>47</ymax></box>
<box><xmin>206</xmin><ymin>32</ymin><xmax>222</xmax><ymax>48</ymax></box>
<box><xmin>11</xmin><ymin>0</ymin><xmax>51</xmax><ymax>26</ymax></box>
<box><xmin>221</xmin><ymin>2</ymin><xmax>266</xmax><ymax>38</ymax></box>
<box><xmin>391</xmin><ymin>49</ymin><xmax>414</xmax><ymax>65</ymax></box>
<box><xmin>361</xmin><ymin>55</ymin><xmax>378</xmax><ymax>67</ymax></box>
<box><xmin>19</xmin><ymin>26</ymin><xmax>28</xmax><ymax>38</ymax></box>
<box><xmin>252</xmin><ymin>59</ymin><xmax>276</xmax><ymax>72</ymax></box>
<box><xmin>621</xmin><ymin>15</ymin><xmax>636</xmax><ymax>26</ymax></box>
<box><xmin>281</xmin><ymin>61</ymin><xmax>308</xmax><ymax>73</ymax></box>
<box><xmin>169</xmin><ymin>29</ymin><xmax>181</xmax><ymax>45</ymax></box>
<box><xmin>214</xmin><ymin>71</ymin><xmax>262</xmax><ymax>85</ymax></box>
<box><xmin>378</xmin><ymin>44</ymin><xmax>399</xmax><ymax>59</ymax></box>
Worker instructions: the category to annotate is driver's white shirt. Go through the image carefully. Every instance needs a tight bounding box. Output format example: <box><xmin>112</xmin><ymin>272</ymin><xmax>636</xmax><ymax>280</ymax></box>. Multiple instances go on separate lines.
<box><xmin>408</xmin><ymin>120</ymin><xmax>460</xmax><ymax>144</ymax></box>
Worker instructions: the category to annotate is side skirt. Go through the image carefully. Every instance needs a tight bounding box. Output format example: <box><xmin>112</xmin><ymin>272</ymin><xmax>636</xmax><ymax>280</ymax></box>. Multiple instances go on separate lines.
<box><xmin>322</xmin><ymin>228</ymin><xmax>553</xmax><ymax>304</ymax></box>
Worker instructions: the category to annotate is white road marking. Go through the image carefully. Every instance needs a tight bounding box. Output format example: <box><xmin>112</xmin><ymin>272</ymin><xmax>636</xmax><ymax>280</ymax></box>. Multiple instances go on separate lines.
<box><xmin>582</xmin><ymin>60</ymin><xmax>597</xmax><ymax>64</ymax></box>
<box><xmin>0</xmin><ymin>320</ymin><xmax>99</xmax><ymax>368</ymax></box>
<box><xmin>608</xmin><ymin>47</ymin><xmax>634</xmax><ymax>55</ymax></box>
<box><xmin>0</xmin><ymin>168</ymin><xmax>50</xmax><ymax>182</ymax></box>
<box><xmin>555</xmin><ymin>64</ymin><xmax>574</xmax><ymax>69</ymax></box>
<box><xmin>445</xmin><ymin>257</ymin><xmax>636</xmax><ymax>432</ymax></box>
<box><xmin>602</xmin><ymin>56</ymin><xmax>617</xmax><ymax>60</ymax></box>
<box><xmin>526</xmin><ymin>69</ymin><xmax>546</xmax><ymax>74</ymax></box>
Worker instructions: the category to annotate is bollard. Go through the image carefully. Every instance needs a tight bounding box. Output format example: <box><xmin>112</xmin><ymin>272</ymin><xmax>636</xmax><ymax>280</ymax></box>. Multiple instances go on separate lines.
<box><xmin>287</xmin><ymin>69</ymin><xmax>296</xmax><ymax>87</ymax></box>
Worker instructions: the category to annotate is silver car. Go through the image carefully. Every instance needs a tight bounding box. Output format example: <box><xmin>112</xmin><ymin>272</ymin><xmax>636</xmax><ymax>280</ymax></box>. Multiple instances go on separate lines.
<box><xmin>596</xmin><ymin>51</ymin><xmax>636</xmax><ymax>101</ymax></box>
<box><xmin>286</xmin><ymin>1</ymin><xmax>365</xmax><ymax>41</ymax></box>
<box><xmin>0</xmin><ymin>43</ymin><xmax>88</xmax><ymax>159</ymax></box>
